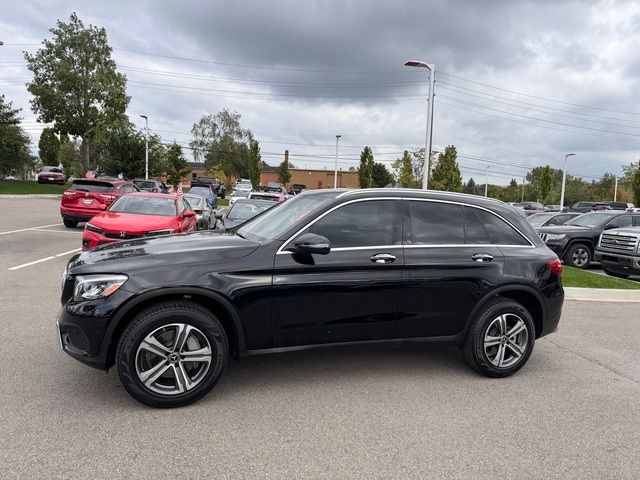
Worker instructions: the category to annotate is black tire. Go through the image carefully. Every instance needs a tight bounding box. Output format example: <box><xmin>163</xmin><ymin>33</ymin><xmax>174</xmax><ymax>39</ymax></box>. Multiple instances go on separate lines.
<box><xmin>564</xmin><ymin>243</ymin><xmax>591</xmax><ymax>269</ymax></box>
<box><xmin>462</xmin><ymin>297</ymin><xmax>535</xmax><ymax>378</ymax></box>
<box><xmin>603</xmin><ymin>268</ymin><xmax>629</xmax><ymax>279</ymax></box>
<box><xmin>63</xmin><ymin>217</ymin><xmax>78</xmax><ymax>228</ymax></box>
<box><xmin>116</xmin><ymin>300</ymin><xmax>228</xmax><ymax>408</ymax></box>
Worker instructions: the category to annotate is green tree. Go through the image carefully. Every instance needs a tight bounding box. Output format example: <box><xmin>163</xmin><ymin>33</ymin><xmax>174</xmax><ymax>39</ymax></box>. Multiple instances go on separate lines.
<box><xmin>357</xmin><ymin>146</ymin><xmax>375</xmax><ymax>188</ymax></box>
<box><xmin>597</xmin><ymin>172</ymin><xmax>616</xmax><ymax>200</ymax></box>
<box><xmin>393</xmin><ymin>150</ymin><xmax>418</xmax><ymax>188</ymax></box>
<box><xmin>430</xmin><ymin>145</ymin><xmax>463</xmax><ymax>192</ymax></box>
<box><xmin>632</xmin><ymin>167</ymin><xmax>640</xmax><ymax>206</ymax></box>
<box><xmin>38</xmin><ymin>128</ymin><xmax>61</xmax><ymax>166</ymax></box>
<box><xmin>191</xmin><ymin>109</ymin><xmax>253</xmax><ymax>179</ymax></box>
<box><xmin>57</xmin><ymin>139</ymin><xmax>83</xmax><ymax>177</ymax></box>
<box><xmin>165</xmin><ymin>143</ymin><xmax>189</xmax><ymax>188</ymax></box>
<box><xmin>24</xmin><ymin>12</ymin><xmax>129</xmax><ymax>168</ymax></box>
<box><xmin>463</xmin><ymin>177</ymin><xmax>477</xmax><ymax>195</ymax></box>
<box><xmin>371</xmin><ymin>162</ymin><xmax>393</xmax><ymax>187</ymax></box>
<box><xmin>278</xmin><ymin>159</ymin><xmax>291</xmax><ymax>185</ymax></box>
<box><xmin>0</xmin><ymin>95</ymin><xmax>33</xmax><ymax>177</ymax></box>
<box><xmin>247</xmin><ymin>140</ymin><xmax>261</xmax><ymax>187</ymax></box>
<box><xmin>539</xmin><ymin>165</ymin><xmax>554</xmax><ymax>203</ymax></box>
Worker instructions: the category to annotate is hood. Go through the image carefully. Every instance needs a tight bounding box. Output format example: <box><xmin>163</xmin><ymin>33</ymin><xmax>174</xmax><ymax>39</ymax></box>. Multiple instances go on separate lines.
<box><xmin>601</xmin><ymin>227</ymin><xmax>640</xmax><ymax>236</ymax></box>
<box><xmin>537</xmin><ymin>225</ymin><xmax>597</xmax><ymax>233</ymax></box>
<box><xmin>68</xmin><ymin>230</ymin><xmax>259</xmax><ymax>274</ymax></box>
<box><xmin>90</xmin><ymin>212</ymin><xmax>177</xmax><ymax>234</ymax></box>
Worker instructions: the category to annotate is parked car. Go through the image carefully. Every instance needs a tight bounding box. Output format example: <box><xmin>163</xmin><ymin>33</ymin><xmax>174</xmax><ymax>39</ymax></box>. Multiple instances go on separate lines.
<box><xmin>81</xmin><ymin>192</ymin><xmax>198</xmax><ymax>250</ymax></box>
<box><xmin>58</xmin><ymin>189</ymin><xmax>564</xmax><ymax>407</ymax></box>
<box><xmin>193</xmin><ymin>176</ymin><xmax>226</xmax><ymax>198</ymax></box>
<box><xmin>519</xmin><ymin>201</ymin><xmax>544</xmax><ymax>216</ymax></box>
<box><xmin>591</xmin><ymin>202</ymin><xmax>611</xmax><ymax>211</ymax></box>
<box><xmin>184</xmin><ymin>193</ymin><xmax>215</xmax><ymax>230</ymax></box>
<box><xmin>608</xmin><ymin>202</ymin><xmax>634</xmax><ymax>210</ymax></box>
<box><xmin>214</xmin><ymin>198</ymin><xmax>274</xmax><ymax>229</ymax></box>
<box><xmin>37</xmin><ymin>166</ymin><xmax>65</xmax><ymax>184</ymax></box>
<box><xmin>536</xmin><ymin>211</ymin><xmax>640</xmax><ymax>268</ymax></box>
<box><xmin>247</xmin><ymin>191</ymin><xmax>285</xmax><ymax>202</ymax></box>
<box><xmin>595</xmin><ymin>226</ymin><xmax>640</xmax><ymax>278</ymax></box>
<box><xmin>60</xmin><ymin>178</ymin><xmax>139</xmax><ymax>228</ymax></box>
<box><xmin>527</xmin><ymin>212</ymin><xmax>581</xmax><ymax>228</ymax></box>
<box><xmin>133</xmin><ymin>179</ymin><xmax>169</xmax><ymax>193</ymax></box>
<box><xmin>289</xmin><ymin>183</ymin><xmax>307</xmax><ymax>195</ymax></box>
<box><xmin>187</xmin><ymin>185</ymin><xmax>217</xmax><ymax>208</ymax></box>
<box><xmin>543</xmin><ymin>205</ymin><xmax>562</xmax><ymax>212</ymax></box>
<box><xmin>568</xmin><ymin>201</ymin><xmax>600</xmax><ymax>213</ymax></box>
<box><xmin>229</xmin><ymin>186</ymin><xmax>252</xmax><ymax>206</ymax></box>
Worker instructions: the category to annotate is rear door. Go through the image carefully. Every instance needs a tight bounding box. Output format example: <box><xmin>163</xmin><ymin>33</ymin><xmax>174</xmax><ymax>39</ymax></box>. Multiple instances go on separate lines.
<box><xmin>398</xmin><ymin>201</ymin><xmax>510</xmax><ymax>338</ymax></box>
<box><xmin>272</xmin><ymin>198</ymin><xmax>403</xmax><ymax>347</ymax></box>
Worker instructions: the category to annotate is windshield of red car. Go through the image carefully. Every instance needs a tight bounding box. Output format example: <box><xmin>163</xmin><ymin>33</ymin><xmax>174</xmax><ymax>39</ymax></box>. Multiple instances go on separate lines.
<box><xmin>109</xmin><ymin>196</ymin><xmax>177</xmax><ymax>216</ymax></box>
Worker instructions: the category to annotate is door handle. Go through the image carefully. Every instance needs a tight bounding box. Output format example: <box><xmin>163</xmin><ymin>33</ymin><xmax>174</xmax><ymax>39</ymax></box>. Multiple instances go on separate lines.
<box><xmin>472</xmin><ymin>253</ymin><xmax>494</xmax><ymax>263</ymax></box>
<box><xmin>370</xmin><ymin>253</ymin><xmax>396</xmax><ymax>264</ymax></box>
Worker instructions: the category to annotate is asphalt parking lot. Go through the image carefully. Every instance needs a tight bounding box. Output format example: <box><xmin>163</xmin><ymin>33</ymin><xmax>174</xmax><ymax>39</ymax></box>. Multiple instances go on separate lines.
<box><xmin>1</xmin><ymin>197</ymin><xmax>639</xmax><ymax>479</ymax></box>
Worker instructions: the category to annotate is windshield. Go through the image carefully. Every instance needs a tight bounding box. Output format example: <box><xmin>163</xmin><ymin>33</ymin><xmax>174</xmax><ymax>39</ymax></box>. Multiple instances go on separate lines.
<box><xmin>110</xmin><ymin>196</ymin><xmax>177</xmax><ymax>216</ymax></box>
<box><xmin>43</xmin><ymin>166</ymin><xmax>63</xmax><ymax>173</ymax></box>
<box><xmin>188</xmin><ymin>187</ymin><xmax>212</xmax><ymax>197</ymax></box>
<box><xmin>237</xmin><ymin>194</ymin><xmax>334</xmax><ymax>241</ymax></box>
<box><xmin>232</xmin><ymin>189</ymin><xmax>250</xmax><ymax>198</ymax></box>
<box><xmin>227</xmin><ymin>202</ymin><xmax>271</xmax><ymax>221</ymax></box>
<box><xmin>134</xmin><ymin>180</ymin><xmax>156</xmax><ymax>189</ymax></box>
<box><xmin>565</xmin><ymin>212</ymin><xmax>615</xmax><ymax>228</ymax></box>
<box><xmin>527</xmin><ymin>213</ymin><xmax>554</xmax><ymax>226</ymax></box>
<box><xmin>184</xmin><ymin>195</ymin><xmax>205</xmax><ymax>210</ymax></box>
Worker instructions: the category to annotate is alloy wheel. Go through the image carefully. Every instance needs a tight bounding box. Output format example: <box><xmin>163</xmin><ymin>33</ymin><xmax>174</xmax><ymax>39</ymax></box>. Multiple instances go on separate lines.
<box><xmin>571</xmin><ymin>248</ymin><xmax>589</xmax><ymax>267</ymax></box>
<box><xmin>135</xmin><ymin>323</ymin><xmax>213</xmax><ymax>395</ymax></box>
<box><xmin>483</xmin><ymin>314</ymin><xmax>529</xmax><ymax>368</ymax></box>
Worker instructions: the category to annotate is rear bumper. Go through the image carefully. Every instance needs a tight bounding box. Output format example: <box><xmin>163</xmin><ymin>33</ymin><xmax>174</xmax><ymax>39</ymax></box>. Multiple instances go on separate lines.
<box><xmin>60</xmin><ymin>206</ymin><xmax>106</xmax><ymax>222</ymax></box>
<box><xmin>539</xmin><ymin>283</ymin><xmax>564</xmax><ymax>337</ymax></box>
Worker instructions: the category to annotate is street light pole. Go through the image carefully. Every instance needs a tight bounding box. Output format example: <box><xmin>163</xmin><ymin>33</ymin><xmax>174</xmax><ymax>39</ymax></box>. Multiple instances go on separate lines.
<box><xmin>485</xmin><ymin>165</ymin><xmax>490</xmax><ymax>197</ymax></box>
<box><xmin>559</xmin><ymin>153</ymin><xmax>575</xmax><ymax>211</ymax></box>
<box><xmin>334</xmin><ymin>135</ymin><xmax>341</xmax><ymax>189</ymax></box>
<box><xmin>140</xmin><ymin>115</ymin><xmax>149</xmax><ymax>180</ymax></box>
<box><xmin>614</xmin><ymin>176</ymin><xmax>618</xmax><ymax>201</ymax></box>
<box><xmin>521</xmin><ymin>177</ymin><xmax>525</xmax><ymax>203</ymax></box>
<box><xmin>405</xmin><ymin>60</ymin><xmax>435</xmax><ymax>190</ymax></box>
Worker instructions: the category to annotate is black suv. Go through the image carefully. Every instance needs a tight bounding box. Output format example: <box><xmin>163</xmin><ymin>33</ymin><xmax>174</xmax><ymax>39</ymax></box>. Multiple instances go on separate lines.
<box><xmin>57</xmin><ymin>189</ymin><xmax>564</xmax><ymax>407</ymax></box>
<box><xmin>537</xmin><ymin>211</ymin><xmax>640</xmax><ymax>268</ymax></box>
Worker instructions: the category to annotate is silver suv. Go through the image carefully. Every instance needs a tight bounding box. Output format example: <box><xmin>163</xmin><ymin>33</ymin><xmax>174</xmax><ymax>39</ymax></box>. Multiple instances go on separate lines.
<box><xmin>595</xmin><ymin>227</ymin><xmax>640</xmax><ymax>278</ymax></box>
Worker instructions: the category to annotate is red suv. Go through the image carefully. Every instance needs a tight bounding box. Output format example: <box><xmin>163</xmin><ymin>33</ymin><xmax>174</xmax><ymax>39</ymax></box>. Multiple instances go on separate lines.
<box><xmin>60</xmin><ymin>178</ymin><xmax>138</xmax><ymax>228</ymax></box>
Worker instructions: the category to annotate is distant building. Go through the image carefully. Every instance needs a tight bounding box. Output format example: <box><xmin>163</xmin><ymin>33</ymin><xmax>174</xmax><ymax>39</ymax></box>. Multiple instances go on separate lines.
<box><xmin>260</xmin><ymin>166</ymin><xmax>359</xmax><ymax>189</ymax></box>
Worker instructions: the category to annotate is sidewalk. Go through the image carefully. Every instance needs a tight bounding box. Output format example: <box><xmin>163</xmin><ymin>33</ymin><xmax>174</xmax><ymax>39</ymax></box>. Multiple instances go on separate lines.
<box><xmin>564</xmin><ymin>287</ymin><xmax>640</xmax><ymax>303</ymax></box>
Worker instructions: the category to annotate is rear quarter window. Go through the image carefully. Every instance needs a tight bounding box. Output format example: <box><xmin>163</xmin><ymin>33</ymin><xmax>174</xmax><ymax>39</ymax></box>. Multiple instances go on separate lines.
<box><xmin>471</xmin><ymin>208</ymin><xmax>531</xmax><ymax>246</ymax></box>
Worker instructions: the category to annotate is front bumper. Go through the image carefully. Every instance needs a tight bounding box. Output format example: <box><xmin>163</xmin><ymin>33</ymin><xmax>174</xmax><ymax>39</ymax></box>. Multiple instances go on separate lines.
<box><xmin>595</xmin><ymin>251</ymin><xmax>640</xmax><ymax>275</ymax></box>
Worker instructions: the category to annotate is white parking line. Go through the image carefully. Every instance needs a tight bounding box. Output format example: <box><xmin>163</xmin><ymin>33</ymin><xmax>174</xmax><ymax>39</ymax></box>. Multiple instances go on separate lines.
<box><xmin>0</xmin><ymin>223</ymin><xmax>64</xmax><ymax>235</ymax></box>
<box><xmin>8</xmin><ymin>248</ymin><xmax>81</xmax><ymax>271</ymax></box>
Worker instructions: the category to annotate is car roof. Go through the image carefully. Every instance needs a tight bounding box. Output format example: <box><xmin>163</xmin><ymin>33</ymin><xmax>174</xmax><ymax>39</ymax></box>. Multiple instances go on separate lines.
<box><xmin>231</xmin><ymin>198</ymin><xmax>275</xmax><ymax>206</ymax></box>
<box><xmin>126</xmin><ymin>191</ymin><xmax>180</xmax><ymax>199</ymax></box>
<box><xmin>71</xmin><ymin>178</ymin><xmax>130</xmax><ymax>186</ymax></box>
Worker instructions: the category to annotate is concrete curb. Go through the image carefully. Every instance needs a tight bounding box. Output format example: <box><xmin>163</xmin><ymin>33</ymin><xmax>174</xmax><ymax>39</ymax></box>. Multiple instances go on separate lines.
<box><xmin>0</xmin><ymin>194</ymin><xmax>61</xmax><ymax>199</ymax></box>
<box><xmin>564</xmin><ymin>287</ymin><xmax>640</xmax><ymax>303</ymax></box>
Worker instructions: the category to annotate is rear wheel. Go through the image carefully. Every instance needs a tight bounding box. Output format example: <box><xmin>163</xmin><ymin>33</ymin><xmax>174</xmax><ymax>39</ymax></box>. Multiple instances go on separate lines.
<box><xmin>603</xmin><ymin>268</ymin><xmax>629</xmax><ymax>279</ymax></box>
<box><xmin>462</xmin><ymin>297</ymin><xmax>535</xmax><ymax>378</ymax></box>
<box><xmin>63</xmin><ymin>217</ymin><xmax>78</xmax><ymax>228</ymax></box>
<box><xmin>116</xmin><ymin>301</ymin><xmax>228</xmax><ymax>408</ymax></box>
<box><xmin>564</xmin><ymin>243</ymin><xmax>591</xmax><ymax>269</ymax></box>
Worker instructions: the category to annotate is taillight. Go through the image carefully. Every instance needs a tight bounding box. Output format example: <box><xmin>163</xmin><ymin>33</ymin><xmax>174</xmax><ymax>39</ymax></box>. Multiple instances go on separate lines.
<box><xmin>548</xmin><ymin>258</ymin><xmax>563</xmax><ymax>276</ymax></box>
<box><xmin>100</xmin><ymin>194</ymin><xmax>116</xmax><ymax>203</ymax></box>
<box><xmin>63</xmin><ymin>190</ymin><xmax>76</xmax><ymax>197</ymax></box>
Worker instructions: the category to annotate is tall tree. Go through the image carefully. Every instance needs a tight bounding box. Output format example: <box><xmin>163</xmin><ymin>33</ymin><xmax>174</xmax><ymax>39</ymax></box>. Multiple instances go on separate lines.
<box><xmin>57</xmin><ymin>139</ymin><xmax>83</xmax><ymax>177</ymax></box>
<box><xmin>430</xmin><ymin>145</ymin><xmax>463</xmax><ymax>192</ymax></box>
<box><xmin>24</xmin><ymin>12</ymin><xmax>129</xmax><ymax>168</ymax></box>
<box><xmin>0</xmin><ymin>95</ymin><xmax>33</xmax><ymax>177</ymax></box>
<box><xmin>357</xmin><ymin>146</ymin><xmax>375</xmax><ymax>188</ymax></box>
<box><xmin>393</xmin><ymin>150</ymin><xmax>417</xmax><ymax>188</ymax></box>
<box><xmin>165</xmin><ymin>143</ymin><xmax>189</xmax><ymax>188</ymax></box>
<box><xmin>99</xmin><ymin>123</ymin><xmax>146</xmax><ymax>179</ymax></box>
<box><xmin>463</xmin><ymin>177</ymin><xmax>477</xmax><ymax>195</ymax></box>
<box><xmin>38</xmin><ymin>128</ymin><xmax>61</xmax><ymax>166</ymax></box>
<box><xmin>247</xmin><ymin>140</ymin><xmax>262</xmax><ymax>187</ymax></box>
<box><xmin>539</xmin><ymin>165</ymin><xmax>554</xmax><ymax>203</ymax></box>
<box><xmin>371</xmin><ymin>162</ymin><xmax>394</xmax><ymax>187</ymax></box>
<box><xmin>632</xmin><ymin>167</ymin><xmax>640</xmax><ymax>206</ymax></box>
<box><xmin>278</xmin><ymin>158</ymin><xmax>291</xmax><ymax>185</ymax></box>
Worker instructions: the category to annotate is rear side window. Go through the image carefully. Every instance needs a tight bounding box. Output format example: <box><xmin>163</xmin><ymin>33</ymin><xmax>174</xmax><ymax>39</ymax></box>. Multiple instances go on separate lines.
<box><xmin>464</xmin><ymin>207</ymin><xmax>491</xmax><ymax>244</ymax></box>
<box><xmin>70</xmin><ymin>180</ymin><xmax>115</xmax><ymax>193</ymax></box>
<box><xmin>472</xmin><ymin>209</ymin><xmax>530</xmax><ymax>245</ymax></box>
<box><xmin>306</xmin><ymin>200</ymin><xmax>396</xmax><ymax>248</ymax></box>
<box><xmin>407</xmin><ymin>201</ymin><xmax>464</xmax><ymax>244</ymax></box>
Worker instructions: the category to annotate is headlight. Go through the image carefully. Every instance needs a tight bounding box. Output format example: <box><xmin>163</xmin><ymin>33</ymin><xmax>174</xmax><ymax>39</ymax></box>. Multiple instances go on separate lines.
<box><xmin>147</xmin><ymin>229</ymin><xmax>174</xmax><ymax>236</ymax></box>
<box><xmin>85</xmin><ymin>223</ymin><xmax>103</xmax><ymax>234</ymax></box>
<box><xmin>73</xmin><ymin>275</ymin><xmax>128</xmax><ymax>301</ymax></box>
<box><xmin>545</xmin><ymin>233</ymin><xmax>566</xmax><ymax>241</ymax></box>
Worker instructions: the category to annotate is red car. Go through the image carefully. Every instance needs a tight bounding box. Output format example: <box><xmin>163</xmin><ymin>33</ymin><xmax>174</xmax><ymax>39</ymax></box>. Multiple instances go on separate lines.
<box><xmin>37</xmin><ymin>166</ymin><xmax>66</xmax><ymax>184</ymax></box>
<box><xmin>82</xmin><ymin>192</ymin><xmax>198</xmax><ymax>250</ymax></box>
<box><xmin>60</xmin><ymin>178</ymin><xmax>138</xmax><ymax>228</ymax></box>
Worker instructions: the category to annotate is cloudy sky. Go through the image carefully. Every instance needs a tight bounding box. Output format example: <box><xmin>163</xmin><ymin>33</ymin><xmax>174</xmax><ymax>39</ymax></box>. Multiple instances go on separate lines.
<box><xmin>2</xmin><ymin>0</ymin><xmax>640</xmax><ymax>185</ymax></box>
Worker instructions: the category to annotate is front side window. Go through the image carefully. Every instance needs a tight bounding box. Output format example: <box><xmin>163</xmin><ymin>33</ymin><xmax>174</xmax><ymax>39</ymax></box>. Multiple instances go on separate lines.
<box><xmin>305</xmin><ymin>200</ymin><xmax>396</xmax><ymax>248</ymax></box>
<box><xmin>606</xmin><ymin>215</ymin><xmax>632</xmax><ymax>229</ymax></box>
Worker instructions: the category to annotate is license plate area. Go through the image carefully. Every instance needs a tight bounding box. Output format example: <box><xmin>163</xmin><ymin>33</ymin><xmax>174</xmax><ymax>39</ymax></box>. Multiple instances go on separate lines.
<box><xmin>81</xmin><ymin>198</ymin><xmax>93</xmax><ymax>205</ymax></box>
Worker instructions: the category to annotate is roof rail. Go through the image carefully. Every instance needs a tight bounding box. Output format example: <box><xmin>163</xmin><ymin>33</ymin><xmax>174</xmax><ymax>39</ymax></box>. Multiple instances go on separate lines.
<box><xmin>337</xmin><ymin>188</ymin><xmax>505</xmax><ymax>204</ymax></box>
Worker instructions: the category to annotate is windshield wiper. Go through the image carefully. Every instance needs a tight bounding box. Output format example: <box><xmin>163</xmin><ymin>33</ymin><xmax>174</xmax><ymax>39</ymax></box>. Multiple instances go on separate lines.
<box><xmin>234</xmin><ymin>230</ymin><xmax>247</xmax><ymax>239</ymax></box>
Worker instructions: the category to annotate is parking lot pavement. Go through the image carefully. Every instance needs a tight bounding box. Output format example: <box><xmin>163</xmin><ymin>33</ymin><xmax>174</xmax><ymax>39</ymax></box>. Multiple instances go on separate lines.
<box><xmin>1</xmin><ymin>198</ymin><xmax>639</xmax><ymax>479</ymax></box>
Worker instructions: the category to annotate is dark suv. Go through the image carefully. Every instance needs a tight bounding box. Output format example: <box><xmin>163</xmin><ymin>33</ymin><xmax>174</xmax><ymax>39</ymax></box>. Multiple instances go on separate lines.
<box><xmin>536</xmin><ymin>211</ymin><xmax>640</xmax><ymax>269</ymax></box>
<box><xmin>57</xmin><ymin>189</ymin><xmax>564</xmax><ymax>407</ymax></box>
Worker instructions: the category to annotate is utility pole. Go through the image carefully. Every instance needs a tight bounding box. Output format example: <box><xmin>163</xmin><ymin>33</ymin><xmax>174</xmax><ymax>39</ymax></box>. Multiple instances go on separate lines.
<box><xmin>521</xmin><ymin>177</ymin><xmax>525</xmax><ymax>203</ymax></box>
<box><xmin>484</xmin><ymin>166</ymin><xmax>490</xmax><ymax>197</ymax></box>
<box><xmin>614</xmin><ymin>176</ymin><xmax>618</xmax><ymax>201</ymax></box>
<box><xmin>334</xmin><ymin>135</ymin><xmax>341</xmax><ymax>189</ymax></box>
<box><xmin>560</xmin><ymin>153</ymin><xmax>575</xmax><ymax>211</ymax></box>
<box><xmin>140</xmin><ymin>115</ymin><xmax>149</xmax><ymax>180</ymax></box>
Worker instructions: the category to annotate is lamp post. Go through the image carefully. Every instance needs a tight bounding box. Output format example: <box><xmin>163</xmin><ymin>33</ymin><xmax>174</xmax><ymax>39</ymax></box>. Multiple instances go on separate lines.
<box><xmin>140</xmin><ymin>115</ymin><xmax>149</xmax><ymax>180</ymax></box>
<box><xmin>485</xmin><ymin>165</ymin><xmax>490</xmax><ymax>197</ymax></box>
<box><xmin>559</xmin><ymin>153</ymin><xmax>575</xmax><ymax>211</ymax></box>
<box><xmin>334</xmin><ymin>135</ymin><xmax>341</xmax><ymax>189</ymax></box>
<box><xmin>405</xmin><ymin>59</ymin><xmax>435</xmax><ymax>190</ymax></box>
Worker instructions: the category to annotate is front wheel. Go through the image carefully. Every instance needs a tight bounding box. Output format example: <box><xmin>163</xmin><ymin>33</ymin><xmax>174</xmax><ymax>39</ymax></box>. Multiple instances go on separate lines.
<box><xmin>462</xmin><ymin>298</ymin><xmax>535</xmax><ymax>378</ymax></box>
<box><xmin>564</xmin><ymin>243</ymin><xmax>591</xmax><ymax>269</ymax></box>
<box><xmin>116</xmin><ymin>301</ymin><xmax>228</xmax><ymax>408</ymax></box>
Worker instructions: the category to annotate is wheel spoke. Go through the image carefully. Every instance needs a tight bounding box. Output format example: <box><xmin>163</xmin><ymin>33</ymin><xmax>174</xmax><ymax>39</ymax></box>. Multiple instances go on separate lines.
<box><xmin>140</xmin><ymin>361</ymin><xmax>170</xmax><ymax>386</ymax></box>
<box><xmin>484</xmin><ymin>335</ymin><xmax>502</xmax><ymax>347</ymax></box>
<box><xmin>181</xmin><ymin>346</ymin><xmax>212</xmax><ymax>364</ymax></box>
<box><xmin>139</xmin><ymin>336</ymin><xmax>171</xmax><ymax>357</ymax></box>
<box><xmin>173</xmin><ymin>324</ymin><xmax>193</xmax><ymax>353</ymax></box>
<box><xmin>497</xmin><ymin>315</ymin><xmax>507</xmax><ymax>335</ymax></box>
<box><xmin>173</xmin><ymin>363</ymin><xmax>193</xmax><ymax>393</ymax></box>
<box><xmin>493</xmin><ymin>344</ymin><xmax>506</xmax><ymax>367</ymax></box>
<box><xmin>506</xmin><ymin>341</ymin><xmax>524</xmax><ymax>359</ymax></box>
<box><xmin>507</xmin><ymin>320</ymin><xmax>526</xmax><ymax>338</ymax></box>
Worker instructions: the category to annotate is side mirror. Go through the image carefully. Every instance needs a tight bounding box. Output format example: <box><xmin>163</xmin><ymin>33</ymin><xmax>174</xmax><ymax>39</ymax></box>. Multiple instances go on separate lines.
<box><xmin>183</xmin><ymin>210</ymin><xmax>195</xmax><ymax>218</ymax></box>
<box><xmin>287</xmin><ymin>233</ymin><xmax>331</xmax><ymax>255</ymax></box>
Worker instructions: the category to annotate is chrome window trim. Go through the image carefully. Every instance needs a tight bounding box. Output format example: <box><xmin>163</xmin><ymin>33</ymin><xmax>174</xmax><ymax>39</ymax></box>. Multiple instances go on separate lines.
<box><xmin>336</xmin><ymin>188</ymin><xmax>506</xmax><ymax>205</ymax></box>
<box><xmin>276</xmin><ymin>196</ymin><xmax>535</xmax><ymax>255</ymax></box>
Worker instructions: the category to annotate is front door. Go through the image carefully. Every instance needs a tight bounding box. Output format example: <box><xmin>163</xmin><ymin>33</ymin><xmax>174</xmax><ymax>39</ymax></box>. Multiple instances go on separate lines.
<box><xmin>272</xmin><ymin>199</ymin><xmax>403</xmax><ymax>347</ymax></box>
